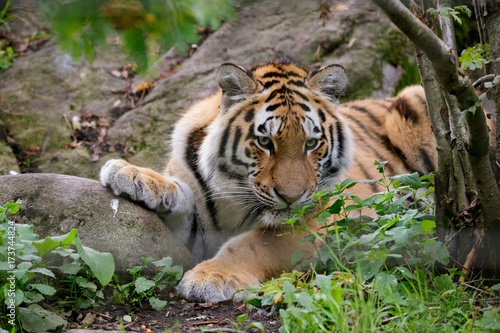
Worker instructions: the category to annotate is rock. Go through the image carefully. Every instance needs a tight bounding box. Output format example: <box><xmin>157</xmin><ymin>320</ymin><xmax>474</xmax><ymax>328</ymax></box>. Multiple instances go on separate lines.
<box><xmin>0</xmin><ymin>141</ymin><xmax>20</xmax><ymax>175</ymax></box>
<box><xmin>0</xmin><ymin>174</ymin><xmax>198</xmax><ymax>277</ymax></box>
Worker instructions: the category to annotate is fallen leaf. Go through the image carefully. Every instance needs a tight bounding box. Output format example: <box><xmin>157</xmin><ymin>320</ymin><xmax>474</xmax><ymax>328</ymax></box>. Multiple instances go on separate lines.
<box><xmin>197</xmin><ymin>302</ymin><xmax>214</xmax><ymax>308</ymax></box>
<box><xmin>332</xmin><ymin>3</ymin><xmax>349</xmax><ymax>12</ymax></box>
<box><xmin>65</xmin><ymin>141</ymin><xmax>79</xmax><ymax>149</ymax></box>
<box><xmin>135</xmin><ymin>81</ymin><xmax>154</xmax><ymax>94</ymax></box>
<box><xmin>81</xmin><ymin>312</ymin><xmax>96</xmax><ymax>325</ymax></box>
<box><xmin>97</xmin><ymin>118</ymin><xmax>110</xmax><ymax>127</ymax></box>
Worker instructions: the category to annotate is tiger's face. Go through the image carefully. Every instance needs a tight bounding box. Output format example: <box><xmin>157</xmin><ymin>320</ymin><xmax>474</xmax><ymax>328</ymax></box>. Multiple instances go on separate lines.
<box><xmin>201</xmin><ymin>60</ymin><xmax>354</xmax><ymax>226</ymax></box>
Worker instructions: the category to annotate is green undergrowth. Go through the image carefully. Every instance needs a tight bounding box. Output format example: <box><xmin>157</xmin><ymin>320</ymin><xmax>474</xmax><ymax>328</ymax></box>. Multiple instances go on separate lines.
<box><xmin>244</xmin><ymin>161</ymin><xmax>500</xmax><ymax>333</ymax></box>
<box><xmin>0</xmin><ymin>200</ymin><xmax>182</xmax><ymax>332</ymax></box>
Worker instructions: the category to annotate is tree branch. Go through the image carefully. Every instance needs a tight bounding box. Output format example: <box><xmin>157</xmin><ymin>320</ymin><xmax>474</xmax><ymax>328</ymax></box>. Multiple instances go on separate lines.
<box><xmin>374</xmin><ymin>0</ymin><xmax>500</xmax><ymax>229</ymax></box>
<box><xmin>373</xmin><ymin>0</ymin><xmax>468</xmax><ymax>98</ymax></box>
<box><xmin>473</xmin><ymin>74</ymin><xmax>499</xmax><ymax>88</ymax></box>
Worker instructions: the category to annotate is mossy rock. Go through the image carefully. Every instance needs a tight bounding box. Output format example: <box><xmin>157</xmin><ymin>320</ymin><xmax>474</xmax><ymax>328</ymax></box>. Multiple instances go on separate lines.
<box><xmin>0</xmin><ymin>173</ymin><xmax>198</xmax><ymax>277</ymax></box>
<box><xmin>0</xmin><ymin>141</ymin><xmax>20</xmax><ymax>175</ymax></box>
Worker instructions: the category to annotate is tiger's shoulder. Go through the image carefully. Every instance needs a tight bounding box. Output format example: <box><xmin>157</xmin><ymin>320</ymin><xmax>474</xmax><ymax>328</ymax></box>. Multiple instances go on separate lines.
<box><xmin>338</xmin><ymin>85</ymin><xmax>437</xmax><ymax>198</ymax></box>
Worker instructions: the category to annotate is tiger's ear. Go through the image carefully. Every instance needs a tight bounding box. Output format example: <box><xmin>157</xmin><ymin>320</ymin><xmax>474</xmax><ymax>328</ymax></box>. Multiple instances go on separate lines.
<box><xmin>309</xmin><ymin>65</ymin><xmax>348</xmax><ymax>102</ymax></box>
<box><xmin>217</xmin><ymin>63</ymin><xmax>257</xmax><ymax>109</ymax></box>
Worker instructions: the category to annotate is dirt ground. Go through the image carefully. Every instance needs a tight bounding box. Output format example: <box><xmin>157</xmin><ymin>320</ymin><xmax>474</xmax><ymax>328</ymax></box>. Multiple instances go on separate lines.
<box><xmin>64</xmin><ymin>298</ymin><xmax>281</xmax><ymax>333</ymax></box>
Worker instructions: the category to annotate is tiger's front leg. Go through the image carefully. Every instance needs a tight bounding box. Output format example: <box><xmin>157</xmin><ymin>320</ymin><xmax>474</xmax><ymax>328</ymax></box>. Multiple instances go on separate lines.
<box><xmin>177</xmin><ymin>226</ymin><xmax>317</xmax><ymax>302</ymax></box>
<box><xmin>100</xmin><ymin>159</ymin><xmax>194</xmax><ymax>214</ymax></box>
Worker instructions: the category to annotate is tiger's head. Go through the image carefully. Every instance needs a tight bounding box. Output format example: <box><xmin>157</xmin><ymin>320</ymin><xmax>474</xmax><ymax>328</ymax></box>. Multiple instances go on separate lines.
<box><xmin>200</xmin><ymin>60</ymin><xmax>354</xmax><ymax>226</ymax></box>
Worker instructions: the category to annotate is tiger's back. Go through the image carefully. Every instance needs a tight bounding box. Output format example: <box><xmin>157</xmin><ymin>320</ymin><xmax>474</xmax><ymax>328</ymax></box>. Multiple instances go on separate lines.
<box><xmin>339</xmin><ymin>85</ymin><xmax>437</xmax><ymax>198</ymax></box>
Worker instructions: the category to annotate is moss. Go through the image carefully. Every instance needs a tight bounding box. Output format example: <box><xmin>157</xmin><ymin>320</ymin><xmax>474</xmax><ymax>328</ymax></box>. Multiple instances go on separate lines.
<box><xmin>394</xmin><ymin>60</ymin><xmax>421</xmax><ymax>95</ymax></box>
<box><xmin>375</xmin><ymin>30</ymin><xmax>421</xmax><ymax>95</ymax></box>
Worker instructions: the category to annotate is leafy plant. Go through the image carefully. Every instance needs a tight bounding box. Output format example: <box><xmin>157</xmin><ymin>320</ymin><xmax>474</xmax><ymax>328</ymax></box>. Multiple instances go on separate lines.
<box><xmin>241</xmin><ymin>163</ymin><xmax>500</xmax><ymax>332</ymax></box>
<box><xmin>427</xmin><ymin>5</ymin><xmax>471</xmax><ymax>25</ymax></box>
<box><xmin>35</xmin><ymin>0</ymin><xmax>237</xmax><ymax>72</ymax></box>
<box><xmin>0</xmin><ymin>40</ymin><xmax>17</xmax><ymax>70</ymax></box>
<box><xmin>112</xmin><ymin>256</ymin><xmax>183</xmax><ymax>311</ymax></box>
<box><xmin>0</xmin><ymin>200</ymin><xmax>115</xmax><ymax>332</ymax></box>
<box><xmin>459</xmin><ymin>43</ymin><xmax>492</xmax><ymax>71</ymax></box>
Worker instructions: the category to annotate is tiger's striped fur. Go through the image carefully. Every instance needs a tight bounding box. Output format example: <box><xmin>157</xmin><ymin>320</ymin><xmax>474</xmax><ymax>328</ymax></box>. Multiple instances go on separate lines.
<box><xmin>100</xmin><ymin>59</ymin><xmax>437</xmax><ymax>302</ymax></box>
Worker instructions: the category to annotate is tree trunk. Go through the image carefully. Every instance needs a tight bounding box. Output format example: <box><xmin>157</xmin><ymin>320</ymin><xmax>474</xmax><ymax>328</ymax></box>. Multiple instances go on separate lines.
<box><xmin>473</xmin><ymin>0</ymin><xmax>500</xmax><ymax>274</ymax></box>
<box><xmin>373</xmin><ymin>0</ymin><xmax>500</xmax><ymax>276</ymax></box>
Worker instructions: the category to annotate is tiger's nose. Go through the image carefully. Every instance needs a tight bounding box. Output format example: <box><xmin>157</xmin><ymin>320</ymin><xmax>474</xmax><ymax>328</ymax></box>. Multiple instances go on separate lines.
<box><xmin>276</xmin><ymin>189</ymin><xmax>306</xmax><ymax>206</ymax></box>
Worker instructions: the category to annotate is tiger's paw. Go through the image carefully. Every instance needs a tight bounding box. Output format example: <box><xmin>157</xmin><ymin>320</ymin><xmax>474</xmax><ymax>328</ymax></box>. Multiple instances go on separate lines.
<box><xmin>100</xmin><ymin>159</ymin><xmax>179</xmax><ymax>211</ymax></box>
<box><xmin>177</xmin><ymin>261</ymin><xmax>260</xmax><ymax>303</ymax></box>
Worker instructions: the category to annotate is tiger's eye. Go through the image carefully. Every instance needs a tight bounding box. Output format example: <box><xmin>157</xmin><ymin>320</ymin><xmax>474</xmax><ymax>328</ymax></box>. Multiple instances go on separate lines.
<box><xmin>305</xmin><ymin>138</ymin><xmax>318</xmax><ymax>148</ymax></box>
<box><xmin>258</xmin><ymin>136</ymin><xmax>271</xmax><ymax>146</ymax></box>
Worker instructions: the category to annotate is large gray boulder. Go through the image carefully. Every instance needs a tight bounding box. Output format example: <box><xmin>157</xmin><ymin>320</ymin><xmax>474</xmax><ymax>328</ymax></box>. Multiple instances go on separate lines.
<box><xmin>0</xmin><ymin>174</ymin><xmax>198</xmax><ymax>275</ymax></box>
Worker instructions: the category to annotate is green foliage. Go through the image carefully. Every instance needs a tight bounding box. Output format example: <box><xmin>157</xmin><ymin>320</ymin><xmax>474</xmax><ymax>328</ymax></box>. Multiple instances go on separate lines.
<box><xmin>459</xmin><ymin>43</ymin><xmax>491</xmax><ymax>71</ymax></box>
<box><xmin>112</xmin><ymin>256</ymin><xmax>183</xmax><ymax>310</ymax></box>
<box><xmin>0</xmin><ymin>40</ymin><xmax>17</xmax><ymax>70</ymax></box>
<box><xmin>244</xmin><ymin>163</ymin><xmax>499</xmax><ymax>332</ymax></box>
<box><xmin>35</xmin><ymin>0</ymin><xmax>236</xmax><ymax>72</ymax></box>
<box><xmin>1</xmin><ymin>200</ymin><xmax>185</xmax><ymax>331</ymax></box>
<box><xmin>0</xmin><ymin>0</ymin><xmax>17</xmax><ymax>70</ymax></box>
<box><xmin>0</xmin><ymin>200</ymin><xmax>117</xmax><ymax>331</ymax></box>
<box><xmin>427</xmin><ymin>5</ymin><xmax>471</xmax><ymax>25</ymax></box>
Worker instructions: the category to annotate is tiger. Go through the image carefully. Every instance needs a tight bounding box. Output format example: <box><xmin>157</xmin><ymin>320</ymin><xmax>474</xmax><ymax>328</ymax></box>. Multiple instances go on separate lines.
<box><xmin>100</xmin><ymin>59</ymin><xmax>437</xmax><ymax>302</ymax></box>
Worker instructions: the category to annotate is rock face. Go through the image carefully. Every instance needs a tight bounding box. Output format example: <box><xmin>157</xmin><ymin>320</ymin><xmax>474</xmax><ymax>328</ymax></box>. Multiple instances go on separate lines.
<box><xmin>0</xmin><ymin>174</ymin><xmax>198</xmax><ymax>275</ymax></box>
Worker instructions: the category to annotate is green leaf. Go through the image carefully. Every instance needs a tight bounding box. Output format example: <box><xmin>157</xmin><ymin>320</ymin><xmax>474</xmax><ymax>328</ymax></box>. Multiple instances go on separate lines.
<box><xmin>282</xmin><ymin>280</ymin><xmax>297</xmax><ymax>305</ymax></box>
<box><xmin>339</xmin><ymin>178</ymin><xmax>356</xmax><ymax>190</ymax></box>
<box><xmin>57</xmin><ymin>263</ymin><xmax>82</xmax><ymax>275</ymax></box>
<box><xmin>391</xmin><ymin>173</ymin><xmax>427</xmax><ymax>189</ymax></box>
<box><xmin>30</xmin><ymin>284</ymin><xmax>56</xmax><ymax>296</ymax></box>
<box><xmin>420</xmin><ymin>220</ymin><xmax>436</xmax><ymax>234</ymax></box>
<box><xmin>385</xmin><ymin>226</ymin><xmax>410</xmax><ymax>247</ymax></box>
<box><xmin>248</xmin><ymin>322</ymin><xmax>265</xmax><ymax>333</ymax></box>
<box><xmin>75</xmin><ymin>276</ymin><xmax>97</xmax><ymax>292</ymax></box>
<box><xmin>424</xmin><ymin>241</ymin><xmax>449</xmax><ymax>265</ymax></box>
<box><xmin>149</xmin><ymin>296</ymin><xmax>167</xmax><ymax>311</ymax></box>
<box><xmin>122</xmin><ymin>27</ymin><xmax>148</xmax><ymax>72</ymax></box>
<box><xmin>19</xmin><ymin>304</ymin><xmax>67</xmax><ymax>332</ymax></box>
<box><xmin>237</xmin><ymin>313</ymin><xmax>248</xmax><ymax>324</ymax></box>
<box><xmin>152</xmin><ymin>257</ymin><xmax>173</xmax><ymax>268</ymax></box>
<box><xmin>24</xmin><ymin>291</ymin><xmax>44</xmax><ymax>304</ymax></box>
<box><xmin>32</xmin><ymin>229</ymin><xmax>78</xmax><ymax>258</ymax></box>
<box><xmin>30</xmin><ymin>267</ymin><xmax>56</xmax><ymax>278</ymax></box>
<box><xmin>490</xmin><ymin>283</ymin><xmax>500</xmax><ymax>291</ymax></box>
<box><xmin>3</xmin><ymin>288</ymin><xmax>24</xmax><ymax>306</ymax></box>
<box><xmin>375</xmin><ymin>271</ymin><xmax>398</xmax><ymax>296</ymax></box>
<box><xmin>358</xmin><ymin>258</ymin><xmax>383</xmax><ymax>282</ymax></box>
<box><xmin>327</xmin><ymin>199</ymin><xmax>343</xmax><ymax>215</ymax></box>
<box><xmin>291</xmin><ymin>251</ymin><xmax>304</xmax><ymax>267</ymax></box>
<box><xmin>433</xmin><ymin>274</ymin><xmax>455</xmax><ymax>292</ymax></box>
<box><xmin>74</xmin><ymin>236</ymin><xmax>115</xmax><ymax>286</ymax></box>
<box><xmin>123</xmin><ymin>315</ymin><xmax>132</xmax><ymax>323</ymax></box>
<box><xmin>5</xmin><ymin>202</ymin><xmax>19</xmax><ymax>214</ymax></box>
<box><xmin>135</xmin><ymin>277</ymin><xmax>156</xmax><ymax>293</ymax></box>
<box><xmin>295</xmin><ymin>292</ymin><xmax>315</xmax><ymax>311</ymax></box>
<box><xmin>15</xmin><ymin>224</ymin><xmax>38</xmax><ymax>242</ymax></box>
